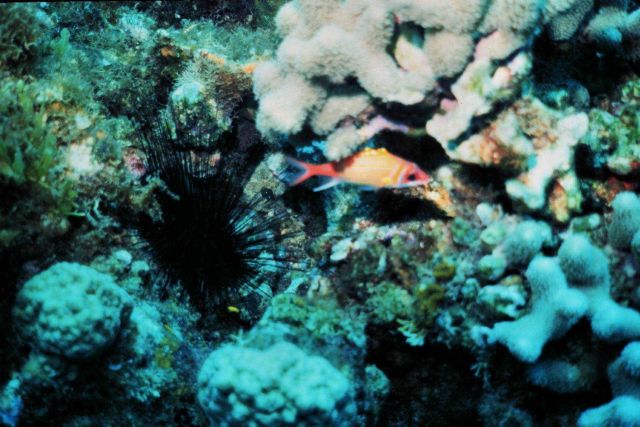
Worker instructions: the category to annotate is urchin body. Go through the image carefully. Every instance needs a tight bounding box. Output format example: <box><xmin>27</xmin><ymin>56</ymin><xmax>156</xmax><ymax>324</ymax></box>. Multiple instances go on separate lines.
<box><xmin>138</xmin><ymin>115</ymin><xmax>289</xmax><ymax>309</ymax></box>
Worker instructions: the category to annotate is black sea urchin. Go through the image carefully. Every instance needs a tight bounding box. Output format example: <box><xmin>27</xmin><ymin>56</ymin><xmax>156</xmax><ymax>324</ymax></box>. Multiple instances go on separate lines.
<box><xmin>137</xmin><ymin>114</ymin><xmax>292</xmax><ymax>310</ymax></box>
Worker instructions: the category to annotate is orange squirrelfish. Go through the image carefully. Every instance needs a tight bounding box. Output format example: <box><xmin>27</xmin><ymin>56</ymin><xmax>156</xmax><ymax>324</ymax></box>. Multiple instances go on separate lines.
<box><xmin>286</xmin><ymin>148</ymin><xmax>430</xmax><ymax>191</ymax></box>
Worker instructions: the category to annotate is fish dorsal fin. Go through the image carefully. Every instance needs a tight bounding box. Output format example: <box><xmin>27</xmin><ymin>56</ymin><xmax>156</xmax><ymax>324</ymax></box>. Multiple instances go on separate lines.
<box><xmin>361</xmin><ymin>147</ymin><xmax>389</xmax><ymax>157</ymax></box>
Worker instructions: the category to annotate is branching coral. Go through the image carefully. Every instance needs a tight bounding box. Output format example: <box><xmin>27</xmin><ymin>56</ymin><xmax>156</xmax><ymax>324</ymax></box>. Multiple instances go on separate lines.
<box><xmin>608</xmin><ymin>191</ymin><xmax>640</xmax><ymax>250</ymax></box>
<box><xmin>584</xmin><ymin>2</ymin><xmax>640</xmax><ymax>60</ymax></box>
<box><xmin>579</xmin><ymin>342</ymin><xmax>640</xmax><ymax>426</ymax></box>
<box><xmin>481</xmin><ymin>227</ymin><xmax>640</xmax><ymax>363</ymax></box>
<box><xmin>433</xmin><ymin>96</ymin><xmax>589</xmax><ymax>217</ymax></box>
<box><xmin>544</xmin><ymin>0</ymin><xmax>595</xmax><ymax>41</ymax></box>
<box><xmin>559</xmin><ymin>234</ymin><xmax>640</xmax><ymax>342</ymax></box>
<box><xmin>483</xmin><ymin>256</ymin><xmax>588</xmax><ymax>363</ymax></box>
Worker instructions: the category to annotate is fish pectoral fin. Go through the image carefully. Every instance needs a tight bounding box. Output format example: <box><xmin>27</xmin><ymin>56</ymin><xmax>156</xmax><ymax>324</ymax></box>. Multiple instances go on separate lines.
<box><xmin>313</xmin><ymin>178</ymin><xmax>341</xmax><ymax>192</ymax></box>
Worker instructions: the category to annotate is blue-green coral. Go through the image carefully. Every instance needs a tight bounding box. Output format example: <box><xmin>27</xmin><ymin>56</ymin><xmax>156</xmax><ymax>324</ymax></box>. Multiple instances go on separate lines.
<box><xmin>197</xmin><ymin>341</ymin><xmax>357</xmax><ymax>427</ymax></box>
<box><xmin>13</xmin><ymin>262</ymin><xmax>131</xmax><ymax>360</ymax></box>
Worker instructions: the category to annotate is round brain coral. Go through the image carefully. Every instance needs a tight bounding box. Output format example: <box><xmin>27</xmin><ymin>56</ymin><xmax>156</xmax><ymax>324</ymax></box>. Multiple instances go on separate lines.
<box><xmin>197</xmin><ymin>341</ymin><xmax>357</xmax><ymax>426</ymax></box>
<box><xmin>13</xmin><ymin>262</ymin><xmax>131</xmax><ymax>360</ymax></box>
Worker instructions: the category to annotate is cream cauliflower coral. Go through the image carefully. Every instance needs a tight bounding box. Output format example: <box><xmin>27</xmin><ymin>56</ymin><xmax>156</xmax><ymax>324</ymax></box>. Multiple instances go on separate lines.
<box><xmin>254</xmin><ymin>0</ymin><xmax>593</xmax><ymax>160</ymax></box>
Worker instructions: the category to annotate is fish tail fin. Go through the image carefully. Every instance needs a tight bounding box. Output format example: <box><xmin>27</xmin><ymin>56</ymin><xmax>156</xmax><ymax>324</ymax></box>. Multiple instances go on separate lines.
<box><xmin>283</xmin><ymin>157</ymin><xmax>316</xmax><ymax>186</ymax></box>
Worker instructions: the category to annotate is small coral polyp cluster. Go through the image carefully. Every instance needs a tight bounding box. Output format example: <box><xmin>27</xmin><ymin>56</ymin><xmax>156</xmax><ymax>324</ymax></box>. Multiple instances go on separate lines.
<box><xmin>2</xmin><ymin>0</ymin><xmax>640</xmax><ymax>426</ymax></box>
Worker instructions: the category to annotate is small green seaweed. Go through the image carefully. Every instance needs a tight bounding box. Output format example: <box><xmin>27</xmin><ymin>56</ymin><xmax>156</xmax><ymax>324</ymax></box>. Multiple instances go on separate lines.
<box><xmin>415</xmin><ymin>282</ymin><xmax>445</xmax><ymax>326</ymax></box>
<box><xmin>433</xmin><ymin>260</ymin><xmax>457</xmax><ymax>282</ymax></box>
<box><xmin>154</xmin><ymin>324</ymin><xmax>182</xmax><ymax>370</ymax></box>
<box><xmin>0</xmin><ymin>81</ymin><xmax>58</xmax><ymax>184</ymax></box>
<box><xmin>50</xmin><ymin>28</ymin><xmax>71</xmax><ymax>59</ymax></box>
<box><xmin>0</xmin><ymin>78</ymin><xmax>77</xmax><ymax>248</ymax></box>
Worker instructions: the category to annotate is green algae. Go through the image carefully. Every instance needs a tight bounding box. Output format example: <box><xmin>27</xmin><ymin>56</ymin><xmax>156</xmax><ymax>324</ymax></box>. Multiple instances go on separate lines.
<box><xmin>0</xmin><ymin>79</ymin><xmax>77</xmax><ymax>248</ymax></box>
<box><xmin>0</xmin><ymin>4</ymin><xmax>49</xmax><ymax>74</ymax></box>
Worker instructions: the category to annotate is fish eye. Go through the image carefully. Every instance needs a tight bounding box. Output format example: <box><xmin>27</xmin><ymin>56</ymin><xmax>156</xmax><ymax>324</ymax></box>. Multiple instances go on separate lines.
<box><xmin>407</xmin><ymin>173</ymin><xmax>416</xmax><ymax>181</ymax></box>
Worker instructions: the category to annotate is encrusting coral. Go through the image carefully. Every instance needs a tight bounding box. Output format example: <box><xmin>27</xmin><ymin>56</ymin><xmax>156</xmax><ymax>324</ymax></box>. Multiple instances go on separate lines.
<box><xmin>583</xmin><ymin>77</ymin><xmax>640</xmax><ymax>177</ymax></box>
<box><xmin>584</xmin><ymin>0</ymin><xmax>640</xmax><ymax>61</ymax></box>
<box><xmin>0</xmin><ymin>3</ymin><xmax>50</xmax><ymax>73</ymax></box>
